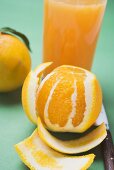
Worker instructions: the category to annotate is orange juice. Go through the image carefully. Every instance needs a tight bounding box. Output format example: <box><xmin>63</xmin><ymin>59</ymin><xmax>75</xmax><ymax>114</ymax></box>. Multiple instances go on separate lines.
<box><xmin>43</xmin><ymin>0</ymin><xmax>107</xmax><ymax>72</ymax></box>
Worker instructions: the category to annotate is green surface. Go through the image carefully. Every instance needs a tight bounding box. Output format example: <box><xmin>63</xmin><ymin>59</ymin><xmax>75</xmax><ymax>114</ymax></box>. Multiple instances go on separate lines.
<box><xmin>0</xmin><ymin>0</ymin><xmax>114</xmax><ymax>170</ymax></box>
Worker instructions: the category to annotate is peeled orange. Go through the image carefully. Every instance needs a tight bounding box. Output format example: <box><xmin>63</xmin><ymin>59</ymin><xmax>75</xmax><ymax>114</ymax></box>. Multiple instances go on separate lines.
<box><xmin>36</xmin><ymin>65</ymin><xmax>102</xmax><ymax>133</ymax></box>
<box><xmin>22</xmin><ymin>63</ymin><xmax>102</xmax><ymax>132</ymax></box>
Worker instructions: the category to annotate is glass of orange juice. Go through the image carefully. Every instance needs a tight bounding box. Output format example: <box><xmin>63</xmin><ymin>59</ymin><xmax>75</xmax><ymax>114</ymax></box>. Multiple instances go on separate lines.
<box><xmin>43</xmin><ymin>0</ymin><xmax>107</xmax><ymax>72</ymax></box>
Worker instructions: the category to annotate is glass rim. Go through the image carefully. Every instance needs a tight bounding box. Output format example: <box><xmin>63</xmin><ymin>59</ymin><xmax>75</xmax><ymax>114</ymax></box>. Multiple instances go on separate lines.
<box><xmin>49</xmin><ymin>0</ymin><xmax>107</xmax><ymax>7</ymax></box>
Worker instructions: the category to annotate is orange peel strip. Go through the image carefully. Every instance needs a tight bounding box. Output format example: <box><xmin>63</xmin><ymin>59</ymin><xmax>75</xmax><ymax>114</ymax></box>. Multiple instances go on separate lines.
<box><xmin>22</xmin><ymin>62</ymin><xmax>52</xmax><ymax>124</ymax></box>
<box><xmin>38</xmin><ymin>117</ymin><xmax>107</xmax><ymax>154</ymax></box>
<box><xmin>15</xmin><ymin>129</ymin><xmax>95</xmax><ymax>170</ymax></box>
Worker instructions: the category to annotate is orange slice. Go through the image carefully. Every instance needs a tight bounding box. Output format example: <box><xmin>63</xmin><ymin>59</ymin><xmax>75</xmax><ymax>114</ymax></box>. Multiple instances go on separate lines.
<box><xmin>15</xmin><ymin>129</ymin><xmax>95</xmax><ymax>170</ymax></box>
<box><xmin>38</xmin><ymin>117</ymin><xmax>107</xmax><ymax>154</ymax></box>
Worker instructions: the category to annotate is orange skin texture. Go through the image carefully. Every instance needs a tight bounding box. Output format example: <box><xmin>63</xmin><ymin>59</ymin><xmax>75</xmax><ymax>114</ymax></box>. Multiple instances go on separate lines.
<box><xmin>0</xmin><ymin>33</ymin><xmax>31</xmax><ymax>92</ymax></box>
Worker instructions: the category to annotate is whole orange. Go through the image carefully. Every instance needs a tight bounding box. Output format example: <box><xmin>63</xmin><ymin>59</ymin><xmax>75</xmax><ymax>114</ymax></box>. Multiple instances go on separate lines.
<box><xmin>0</xmin><ymin>33</ymin><xmax>31</xmax><ymax>92</ymax></box>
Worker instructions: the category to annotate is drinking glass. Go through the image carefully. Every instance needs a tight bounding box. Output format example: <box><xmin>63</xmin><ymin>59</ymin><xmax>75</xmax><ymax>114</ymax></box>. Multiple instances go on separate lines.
<box><xmin>43</xmin><ymin>0</ymin><xmax>107</xmax><ymax>73</ymax></box>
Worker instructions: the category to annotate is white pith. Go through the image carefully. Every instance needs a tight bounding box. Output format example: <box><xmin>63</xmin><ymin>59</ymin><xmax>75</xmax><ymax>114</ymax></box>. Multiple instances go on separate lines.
<box><xmin>27</xmin><ymin>72</ymin><xmax>39</xmax><ymax>123</ymax></box>
<box><xmin>24</xmin><ymin>62</ymin><xmax>52</xmax><ymax>124</ymax></box>
<box><xmin>34</xmin><ymin>62</ymin><xmax>52</xmax><ymax>77</ymax></box>
<box><xmin>37</xmin><ymin>71</ymin><xmax>55</xmax><ymax>95</ymax></box>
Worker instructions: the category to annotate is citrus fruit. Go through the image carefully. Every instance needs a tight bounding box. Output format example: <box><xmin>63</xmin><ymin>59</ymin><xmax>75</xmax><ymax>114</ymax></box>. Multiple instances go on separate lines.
<box><xmin>18</xmin><ymin>63</ymin><xmax>105</xmax><ymax>169</ymax></box>
<box><xmin>0</xmin><ymin>28</ymin><xmax>31</xmax><ymax>92</ymax></box>
<box><xmin>38</xmin><ymin>117</ymin><xmax>107</xmax><ymax>154</ymax></box>
<box><xmin>22</xmin><ymin>62</ymin><xmax>52</xmax><ymax>124</ymax></box>
<box><xmin>22</xmin><ymin>63</ymin><xmax>102</xmax><ymax>132</ymax></box>
<box><xmin>15</xmin><ymin>129</ymin><xmax>95</xmax><ymax>170</ymax></box>
<box><xmin>36</xmin><ymin>65</ymin><xmax>102</xmax><ymax>133</ymax></box>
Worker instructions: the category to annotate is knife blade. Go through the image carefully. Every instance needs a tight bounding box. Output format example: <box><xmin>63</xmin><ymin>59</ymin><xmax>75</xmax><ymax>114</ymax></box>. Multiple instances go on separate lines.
<box><xmin>95</xmin><ymin>105</ymin><xmax>114</xmax><ymax>170</ymax></box>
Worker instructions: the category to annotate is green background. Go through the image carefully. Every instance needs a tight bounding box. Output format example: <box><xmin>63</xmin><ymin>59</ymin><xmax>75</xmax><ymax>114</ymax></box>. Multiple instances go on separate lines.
<box><xmin>0</xmin><ymin>0</ymin><xmax>114</xmax><ymax>169</ymax></box>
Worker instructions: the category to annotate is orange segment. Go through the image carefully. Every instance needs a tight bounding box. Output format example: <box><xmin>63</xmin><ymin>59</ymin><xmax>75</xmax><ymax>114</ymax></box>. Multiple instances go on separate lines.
<box><xmin>48</xmin><ymin>74</ymin><xmax>74</xmax><ymax>127</ymax></box>
<box><xmin>36</xmin><ymin>71</ymin><xmax>58</xmax><ymax>123</ymax></box>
